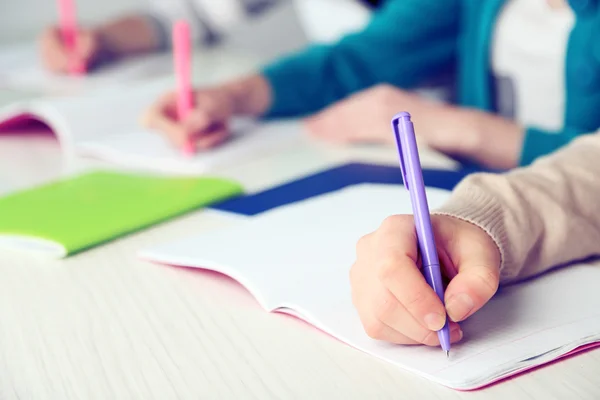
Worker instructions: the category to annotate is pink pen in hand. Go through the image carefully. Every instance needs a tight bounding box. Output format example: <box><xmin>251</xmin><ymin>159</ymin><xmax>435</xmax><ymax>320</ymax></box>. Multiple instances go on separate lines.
<box><xmin>173</xmin><ymin>20</ymin><xmax>195</xmax><ymax>156</ymax></box>
<box><xmin>57</xmin><ymin>0</ymin><xmax>85</xmax><ymax>75</ymax></box>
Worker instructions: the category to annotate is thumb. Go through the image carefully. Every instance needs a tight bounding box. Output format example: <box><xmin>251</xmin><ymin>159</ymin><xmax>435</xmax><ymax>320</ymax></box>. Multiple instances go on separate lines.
<box><xmin>444</xmin><ymin>262</ymin><xmax>500</xmax><ymax>322</ymax></box>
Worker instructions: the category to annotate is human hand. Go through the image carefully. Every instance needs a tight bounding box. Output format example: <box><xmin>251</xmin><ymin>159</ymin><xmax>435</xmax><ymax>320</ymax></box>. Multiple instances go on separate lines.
<box><xmin>142</xmin><ymin>87</ymin><xmax>235</xmax><ymax>151</ymax></box>
<box><xmin>141</xmin><ymin>75</ymin><xmax>272</xmax><ymax>152</ymax></box>
<box><xmin>350</xmin><ymin>214</ymin><xmax>501</xmax><ymax>345</ymax></box>
<box><xmin>303</xmin><ymin>84</ymin><xmax>407</xmax><ymax>145</ymax></box>
<box><xmin>303</xmin><ymin>84</ymin><xmax>473</xmax><ymax>150</ymax></box>
<box><xmin>39</xmin><ymin>26</ymin><xmax>104</xmax><ymax>73</ymax></box>
<box><xmin>304</xmin><ymin>84</ymin><xmax>523</xmax><ymax>169</ymax></box>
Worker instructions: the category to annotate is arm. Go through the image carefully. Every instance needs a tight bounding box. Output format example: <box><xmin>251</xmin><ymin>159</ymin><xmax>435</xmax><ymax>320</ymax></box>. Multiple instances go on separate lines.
<box><xmin>435</xmin><ymin>131</ymin><xmax>600</xmax><ymax>283</ymax></box>
<box><xmin>262</xmin><ymin>0</ymin><xmax>459</xmax><ymax>118</ymax></box>
<box><xmin>145</xmin><ymin>0</ymin><xmax>282</xmax><ymax>50</ymax></box>
<box><xmin>38</xmin><ymin>14</ymin><xmax>163</xmax><ymax>71</ymax></box>
<box><xmin>417</xmin><ymin>111</ymin><xmax>588</xmax><ymax>171</ymax></box>
<box><xmin>93</xmin><ymin>15</ymin><xmax>163</xmax><ymax>60</ymax></box>
<box><xmin>92</xmin><ymin>0</ymin><xmax>283</xmax><ymax>60</ymax></box>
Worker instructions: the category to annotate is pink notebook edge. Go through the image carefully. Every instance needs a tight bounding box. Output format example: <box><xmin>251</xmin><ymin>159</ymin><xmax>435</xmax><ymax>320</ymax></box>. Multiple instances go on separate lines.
<box><xmin>465</xmin><ymin>342</ymin><xmax>600</xmax><ymax>391</ymax></box>
<box><xmin>140</xmin><ymin>257</ymin><xmax>600</xmax><ymax>392</ymax></box>
<box><xmin>0</xmin><ymin>113</ymin><xmax>53</xmax><ymax>133</ymax></box>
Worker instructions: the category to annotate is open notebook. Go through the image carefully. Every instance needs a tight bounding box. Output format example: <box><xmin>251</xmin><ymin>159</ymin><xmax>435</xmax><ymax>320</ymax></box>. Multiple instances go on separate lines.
<box><xmin>0</xmin><ymin>81</ymin><xmax>302</xmax><ymax>175</ymax></box>
<box><xmin>140</xmin><ymin>183</ymin><xmax>600</xmax><ymax>390</ymax></box>
<box><xmin>0</xmin><ymin>42</ymin><xmax>261</xmax><ymax>95</ymax></box>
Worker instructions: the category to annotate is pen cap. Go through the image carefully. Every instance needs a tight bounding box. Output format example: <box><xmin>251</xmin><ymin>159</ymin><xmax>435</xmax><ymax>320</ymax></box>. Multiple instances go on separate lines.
<box><xmin>58</xmin><ymin>0</ymin><xmax>77</xmax><ymax>44</ymax></box>
<box><xmin>391</xmin><ymin>112</ymin><xmax>440</xmax><ymax>268</ymax></box>
<box><xmin>173</xmin><ymin>20</ymin><xmax>193</xmax><ymax>121</ymax></box>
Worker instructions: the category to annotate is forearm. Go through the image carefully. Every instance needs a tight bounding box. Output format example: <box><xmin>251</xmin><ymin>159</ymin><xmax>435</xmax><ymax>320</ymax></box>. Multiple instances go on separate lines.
<box><xmin>435</xmin><ymin>132</ymin><xmax>600</xmax><ymax>283</ymax></box>
<box><xmin>467</xmin><ymin>111</ymin><xmax>524</xmax><ymax>170</ymax></box>
<box><xmin>445</xmin><ymin>113</ymin><xmax>587</xmax><ymax>170</ymax></box>
<box><xmin>262</xmin><ymin>0</ymin><xmax>459</xmax><ymax>118</ymax></box>
<box><xmin>94</xmin><ymin>15</ymin><xmax>162</xmax><ymax>59</ymax></box>
<box><xmin>438</xmin><ymin>109</ymin><xmax>524</xmax><ymax>170</ymax></box>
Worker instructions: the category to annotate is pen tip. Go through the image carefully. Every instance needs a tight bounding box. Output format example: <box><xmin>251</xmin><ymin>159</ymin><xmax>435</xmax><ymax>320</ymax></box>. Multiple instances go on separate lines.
<box><xmin>446</xmin><ymin>350</ymin><xmax>450</xmax><ymax>359</ymax></box>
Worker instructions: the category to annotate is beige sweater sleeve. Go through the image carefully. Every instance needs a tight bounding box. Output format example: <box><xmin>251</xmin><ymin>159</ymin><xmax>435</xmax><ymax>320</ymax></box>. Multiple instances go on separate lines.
<box><xmin>434</xmin><ymin>132</ymin><xmax>600</xmax><ymax>284</ymax></box>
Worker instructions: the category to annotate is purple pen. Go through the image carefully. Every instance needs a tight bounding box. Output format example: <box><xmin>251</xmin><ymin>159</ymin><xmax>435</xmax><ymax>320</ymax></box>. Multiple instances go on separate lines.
<box><xmin>391</xmin><ymin>112</ymin><xmax>451</xmax><ymax>357</ymax></box>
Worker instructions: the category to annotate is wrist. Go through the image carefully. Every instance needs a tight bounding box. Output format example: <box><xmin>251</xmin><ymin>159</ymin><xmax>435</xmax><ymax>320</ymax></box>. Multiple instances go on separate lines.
<box><xmin>224</xmin><ymin>75</ymin><xmax>272</xmax><ymax>117</ymax></box>
<box><xmin>95</xmin><ymin>15</ymin><xmax>161</xmax><ymax>59</ymax></box>
<box><xmin>462</xmin><ymin>111</ymin><xmax>524</xmax><ymax>169</ymax></box>
<box><xmin>459</xmin><ymin>110</ymin><xmax>488</xmax><ymax>156</ymax></box>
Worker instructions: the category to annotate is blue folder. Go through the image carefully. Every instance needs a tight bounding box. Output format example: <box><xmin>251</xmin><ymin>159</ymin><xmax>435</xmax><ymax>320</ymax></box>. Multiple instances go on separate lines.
<box><xmin>211</xmin><ymin>162</ymin><xmax>474</xmax><ymax>216</ymax></box>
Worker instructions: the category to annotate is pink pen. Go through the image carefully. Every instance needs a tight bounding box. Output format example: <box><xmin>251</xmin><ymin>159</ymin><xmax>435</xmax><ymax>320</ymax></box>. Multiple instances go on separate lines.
<box><xmin>57</xmin><ymin>0</ymin><xmax>85</xmax><ymax>75</ymax></box>
<box><xmin>173</xmin><ymin>20</ymin><xmax>195</xmax><ymax>156</ymax></box>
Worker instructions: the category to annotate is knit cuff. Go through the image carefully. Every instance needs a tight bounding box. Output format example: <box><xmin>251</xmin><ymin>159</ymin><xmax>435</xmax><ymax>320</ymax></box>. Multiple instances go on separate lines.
<box><xmin>261</xmin><ymin>60</ymin><xmax>308</xmax><ymax>119</ymax></box>
<box><xmin>260</xmin><ymin>45</ymin><xmax>331</xmax><ymax>119</ymax></box>
<box><xmin>432</xmin><ymin>183</ymin><xmax>517</xmax><ymax>282</ymax></box>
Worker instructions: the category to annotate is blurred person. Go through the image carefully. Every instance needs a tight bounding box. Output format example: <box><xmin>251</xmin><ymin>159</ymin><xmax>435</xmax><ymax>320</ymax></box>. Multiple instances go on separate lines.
<box><xmin>143</xmin><ymin>0</ymin><xmax>600</xmax><ymax>168</ymax></box>
<box><xmin>39</xmin><ymin>0</ymin><xmax>380</xmax><ymax>73</ymax></box>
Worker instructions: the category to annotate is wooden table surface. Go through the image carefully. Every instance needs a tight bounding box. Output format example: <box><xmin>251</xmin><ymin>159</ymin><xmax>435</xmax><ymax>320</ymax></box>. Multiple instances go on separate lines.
<box><xmin>1</xmin><ymin>51</ymin><xmax>599</xmax><ymax>400</ymax></box>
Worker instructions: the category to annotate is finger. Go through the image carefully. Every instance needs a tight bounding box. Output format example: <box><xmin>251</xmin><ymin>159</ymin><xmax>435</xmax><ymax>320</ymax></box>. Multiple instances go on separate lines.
<box><xmin>40</xmin><ymin>27</ymin><xmax>68</xmax><ymax>72</ymax></box>
<box><xmin>375</xmin><ymin>216</ymin><xmax>447</xmax><ymax>332</ymax></box>
<box><xmin>444</xmin><ymin>263</ymin><xmax>500</xmax><ymax>322</ymax></box>
<box><xmin>193</xmin><ymin>128</ymin><xmax>230</xmax><ymax>149</ymax></box>
<box><xmin>359</xmin><ymin>301</ymin><xmax>463</xmax><ymax>346</ymax></box>
<box><xmin>372</xmin><ymin>288</ymin><xmax>450</xmax><ymax>345</ymax></box>
<box><xmin>305</xmin><ymin>111</ymin><xmax>334</xmax><ymax>134</ymax></box>
<box><xmin>195</xmin><ymin>94</ymin><xmax>231</xmax><ymax>121</ymax></box>
<box><xmin>182</xmin><ymin>108</ymin><xmax>218</xmax><ymax>135</ymax></box>
<box><xmin>142</xmin><ymin>101</ymin><xmax>189</xmax><ymax>148</ymax></box>
<box><xmin>141</xmin><ymin>92</ymin><xmax>177</xmax><ymax>125</ymax></box>
<box><xmin>355</xmin><ymin>231</ymin><xmax>374</xmax><ymax>259</ymax></box>
<box><xmin>353</xmin><ymin>290</ymin><xmax>419</xmax><ymax>345</ymax></box>
<box><xmin>76</xmin><ymin>31</ymin><xmax>98</xmax><ymax>63</ymax></box>
<box><xmin>304</xmin><ymin>109</ymin><xmax>350</xmax><ymax>142</ymax></box>
<box><xmin>359</xmin><ymin>314</ymin><xmax>420</xmax><ymax>344</ymax></box>
<box><xmin>152</xmin><ymin>115</ymin><xmax>188</xmax><ymax>147</ymax></box>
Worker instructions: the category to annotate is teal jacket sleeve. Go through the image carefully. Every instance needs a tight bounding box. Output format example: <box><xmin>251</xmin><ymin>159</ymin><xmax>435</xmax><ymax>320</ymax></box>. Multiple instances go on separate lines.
<box><xmin>520</xmin><ymin>126</ymin><xmax>592</xmax><ymax>166</ymax></box>
<box><xmin>261</xmin><ymin>0</ymin><xmax>460</xmax><ymax>118</ymax></box>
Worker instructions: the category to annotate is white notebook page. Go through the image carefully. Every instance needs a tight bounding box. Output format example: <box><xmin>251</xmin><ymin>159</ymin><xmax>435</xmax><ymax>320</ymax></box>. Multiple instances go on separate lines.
<box><xmin>0</xmin><ymin>81</ymin><xmax>301</xmax><ymax>175</ymax></box>
<box><xmin>140</xmin><ymin>184</ymin><xmax>600</xmax><ymax>390</ymax></box>
<box><xmin>76</xmin><ymin>121</ymin><xmax>303</xmax><ymax>175</ymax></box>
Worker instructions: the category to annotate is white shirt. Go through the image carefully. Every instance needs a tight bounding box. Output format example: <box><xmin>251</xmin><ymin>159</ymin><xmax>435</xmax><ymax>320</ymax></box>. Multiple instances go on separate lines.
<box><xmin>491</xmin><ymin>0</ymin><xmax>575</xmax><ymax>131</ymax></box>
<box><xmin>147</xmin><ymin>0</ymin><xmax>371</xmax><ymax>47</ymax></box>
<box><xmin>148</xmin><ymin>0</ymin><xmax>282</xmax><ymax>45</ymax></box>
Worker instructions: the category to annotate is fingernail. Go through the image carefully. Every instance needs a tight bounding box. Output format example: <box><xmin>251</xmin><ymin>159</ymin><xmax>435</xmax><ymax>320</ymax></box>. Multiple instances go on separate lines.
<box><xmin>446</xmin><ymin>293</ymin><xmax>474</xmax><ymax>322</ymax></box>
<box><xmin>424</xmin><ymin>313</ymin><xmax>446</xmax><ymax>331</ymax></box>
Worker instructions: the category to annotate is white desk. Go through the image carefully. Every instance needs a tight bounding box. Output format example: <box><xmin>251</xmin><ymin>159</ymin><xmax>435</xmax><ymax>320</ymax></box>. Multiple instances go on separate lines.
<box><xmin>0</xmin><ymin>57</ymin><xmax>599</xmax><ymax>400</ymax></box>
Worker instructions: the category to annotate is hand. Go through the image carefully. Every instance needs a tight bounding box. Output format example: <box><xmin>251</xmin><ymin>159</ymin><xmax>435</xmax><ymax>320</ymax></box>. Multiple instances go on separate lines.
<box><xmin>304</xmin><ymin>84</ymin><xmax>405</xmax><ymax>145</ymax></box>
<box><xmin>304</xmin><ymin>84</ymin><xmax>476</xmax><ymax>150</ymax></box>
<box><xmin>141</xmin><ymin>75</ymin><xmax>272</xmax><ymax>152</ymax></box>
<box><xmin>350</xmin><ymin>214</ymin><xmax>501</xmax><ymax>346</ymax></box>
<box><xmin>304</xmin><ymin>84</ymin><xmax>523</xmax><ymax>169</ymax></box>
<box><xmin>39</xmin><ymin>26</ymin><xmax>104</xmax><ymax>73</ymax></box>
<box><xmin>142</xmin><ymin>87</ymin><xmax>235</xmax><ymax>151</ymax></box>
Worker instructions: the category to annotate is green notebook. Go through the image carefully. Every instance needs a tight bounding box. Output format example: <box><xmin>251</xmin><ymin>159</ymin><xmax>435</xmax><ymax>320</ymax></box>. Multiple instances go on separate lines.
<box><xmin>0</xmin><ymin>170</ymin><xmax>243</xmax><ymax>257</ymax></box>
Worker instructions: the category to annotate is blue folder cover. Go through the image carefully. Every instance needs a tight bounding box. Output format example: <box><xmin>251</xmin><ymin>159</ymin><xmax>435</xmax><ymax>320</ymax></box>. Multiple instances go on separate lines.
<box><xmin>212</xmin><ymin>162</ymin><xmax>473</xmax><ymax>216</ymax></box>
